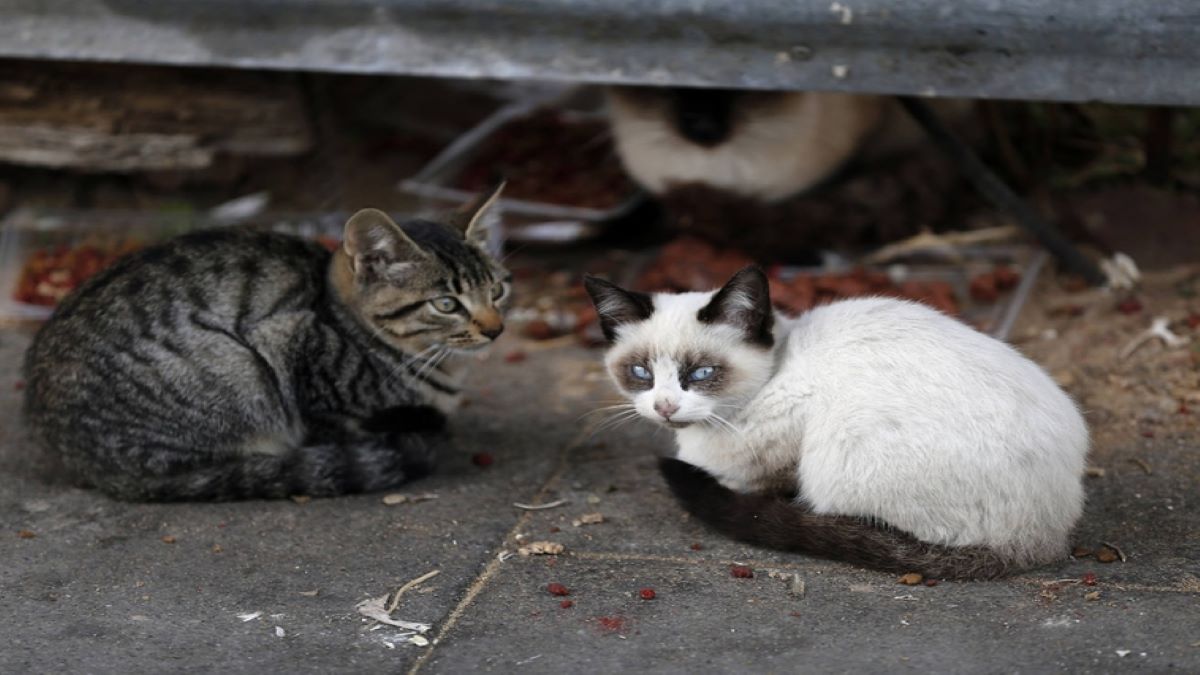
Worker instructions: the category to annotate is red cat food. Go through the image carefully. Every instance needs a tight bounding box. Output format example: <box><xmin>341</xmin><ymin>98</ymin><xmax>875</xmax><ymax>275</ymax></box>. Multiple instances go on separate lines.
<box><xmin>455</xmin><ymin>110</ymin><xmax>634</xmax><ymax>210</ymax></box>
<box><xmin>14</xmin><ymin>241</ymin><xmax>143</xmax><ymax>307</ymax></box>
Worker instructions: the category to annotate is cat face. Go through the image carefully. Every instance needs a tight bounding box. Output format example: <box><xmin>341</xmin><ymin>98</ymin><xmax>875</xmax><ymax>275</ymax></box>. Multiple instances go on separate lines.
<box><xmin>584</xmin><ymin>267</ymin><xmax>776</xmax><ymax>430</ymax></box>
<box><xmin>338</xmin><ymin>184</ymin><xmax>511</xmax><ymax>354</ymax></box>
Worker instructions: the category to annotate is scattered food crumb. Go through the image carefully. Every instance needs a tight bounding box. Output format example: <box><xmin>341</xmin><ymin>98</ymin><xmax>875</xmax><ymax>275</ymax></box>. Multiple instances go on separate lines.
<box><xmin>161</xmin><ymin>535</ymin><xmax>176</xmax><ymax>544</ymax></box>
<box><xmin>1084</xmin><ymin>591</ymin><xmax>1101</xmax><ymax>601</ymax></box>
<box><xmin>237</xmin><ymin>612</ymin><xmax>262</xmax><ymax>622</ymax></box>
<box><xmin>546</xmin><ymin>583</ymin><xmax>570</xmax><ymax>597</ymax></box>
<box><xmin>1116</xmin><ymin>649</ymin><xmax>1131</xmax><ymax>658</ymax></box>
<box><xmin>211</xmin><ymin>544</ymin><xmax>223</xmax><ymax>553</ymax></box>
<box><xmin>471</xmin><ymin>452</ymin><xmax>495</xmax><ymax>467</ymax></box>
<box><xmin>290</xmin><ymin>495</ymin><xmax>311</xmax><ymax>505</ymax></box>
<box><xmin>597</xmin><ymin>616</ymin><xmax>626</xmax><ymax>632</ymax></box>
<box><xmin>585</xmin><ymin>494</ymin><xmax>601</xmax><ymax>505</ymax></box>
<box><xmin>1099</xmin><ymin>541</ymin><xmax>1127</xmax><ymax>562</ymax></box>
<box><xmin>14</xmin><ymin>379</ymin><xmax>25</xmax><ymax>391</ymax></box>
<box><xmin>924</xmin><ymin>579</ymin><xmax>939</xmax><ymax>587</ymax></box>
<box><xmin>572</xmin><ymin>512</ymin><xmax>605</xmax><ymax>527</ymax></box>
<box><xmin>1116</xmin><ymin>297</ymin><xmax>1143</xmax><ymax>314</ymax></box>
<box><xmin>789</xmin><ymin>611</ymin><xmax>802</xmax><ymax>618</ymax></box>
<box><xmin>1072</xmin><ymin>546</ymin><xmax>1094</xmax><ymax>558</ymax></box>
<box><xmin>17</xmin><ymin>529</ymin><xmax>36</xmax><ymax>539</ymax></box>
<box><xmin>549</xmin><ymin>526</ymin><xmax>561</xmax><ymax>533</ymax></box>
<box><xmin>1096</xmin><ymin>548</ymin><xmax>1119</xmax><ymax>564</ymax></box>
<box><xmin>559</xmin><ymin>600</ymin><xmax>574</xmax><ymax>609</ymax></box>
<box><xmin>1081</xmin><ymin>572</ymin><xmax>1098</xmax><ymax>586</ymax></box>
<box><xmin>898</xmin><ymin>573</ymin><xmax>924</xmax><ymax>586</ymax></box>
<box><xmin>382</xmin><ymin>492</ymin><xmax>439</xmax><ymax>506</ymax></box>
<box><xmin>689</xmin><ymin>543</ymin><xmax>703</xmax><ymax>551</ymax></box>
<box><xmin>1085</xmin><ymin>466</ymin><xmax>1107</xmax><ymax>478</ymax></box>
<box><xmin>730</xmin><ymin>565</ymin><xmax>754</xmax><ymax>579</ymax></box>
<box><xmin>639</xmin><ymin>588</ymin><xmax>656</xmax><ymax>600</ymax></box>
<box><xmin>299</xmin><ymin>590</ymin><xmax>319</xmax><ymax>597</ymax></box>
<box><xmin>504</xmin><ymin>350</ymin><xmax>527</xmax><ymax>363</ymax></box>
<box><xmin>519</xmin><ymin>541</ymin><xmax>565</xmax><ymax>556</ymax></box>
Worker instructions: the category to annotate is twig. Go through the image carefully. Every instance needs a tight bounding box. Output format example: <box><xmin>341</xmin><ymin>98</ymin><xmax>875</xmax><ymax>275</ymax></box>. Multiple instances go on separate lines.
<box><xmin>1128</xmin><ymin>458</ymin><xmax>1153</xmax><ymax>475</ymax></box>
<box><xmin>1120</xmin><ymin>316</ymin><xmax>1189</xmax><ymax>360</ymax></box>
<box><xmin>1100</xmin><ymin>541</ymin><xmax>1128</xmax><ymax>562</ymax></box>
<box><xmin>386</xmin><ymin>570</ymin><xmax>441</xmax><ymax>614</ymax></box>
<box><xmin>512</xmin><ymin>499</ymin><xmax>568</xmax><ymax>511</ymax></box>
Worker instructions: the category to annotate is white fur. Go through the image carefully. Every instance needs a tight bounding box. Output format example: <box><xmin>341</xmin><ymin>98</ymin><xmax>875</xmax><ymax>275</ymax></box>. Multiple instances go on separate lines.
<box><xmin>608</xmin><ymin>294</ymin><xmax>1089</xmax><ymax>565</ymax></box>
<box><xmin>605</xmin><ymin>89</ymin><xmax>974</xmax><ymax>203</ymax></box>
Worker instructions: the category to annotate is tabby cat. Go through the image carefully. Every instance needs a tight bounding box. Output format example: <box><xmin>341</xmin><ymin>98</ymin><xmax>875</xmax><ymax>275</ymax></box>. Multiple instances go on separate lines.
<box><xmin>24</xmin><ymin>186</ymin><xmax>511</xmax><ymax>501</ymax></box>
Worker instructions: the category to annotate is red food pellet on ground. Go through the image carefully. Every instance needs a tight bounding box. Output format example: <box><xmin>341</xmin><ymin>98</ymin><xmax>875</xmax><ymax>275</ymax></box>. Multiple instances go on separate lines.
<box><xmin>689</xmin><ymin>543</ymin><xmax>703</xmax><ymax>551</ymax></box>
<box><xmin>546</xmin><ymin>583</ymin><xmax>570</xmax><ymax>596</ymax></box>
<box><xmin>639</xmin><ymin>588</ymin><xmax>656</xmax><ymax>600</ymax></box>
<box><xmin>1141</xmin><ymin>430</ymin><xmax>1155</xmax><ymax>438</ymax></box>
<box><xmin>1116</xmin><ymin>297</ymin><xmax>1143</xmax><ymax>314</ymax></box>
<box><xmin>730</xmin><ymin>565</ymin><xmax>754</xmax><ymax>579</ymax></box>
<box><xmin>597</xmin><ymin>616</ymin><xmax>626</xmax><ymax>632</ymax></box>
<box><xmin>504</xmin><ymin>350</ymin><xmax>527</xmax><ymax>363</ymax></box>
<box><xmin>13</xmin><ymin>380</ymin><xmax>25</xmax><ymax>391</ymax></box>
<box><xmin>560</xmin><ymin>600</ymin><xmax>574</xmax><ymax>609</ymax></box>
<box><xmin>549</xmin><ymin>526</ymin><xmax>561</xmax><ymax>533</ymax></box>
<box><xmin>1081</xmin><ymin>572</ymin><xmax>1098</xmax><ymax>586</ymax></box>
<box><xmin>1187</xmin><ymin>314</ymin><xmax>1200</xmax><ymax>329</ymax></box>
<box><xmin>789</xmin><ymin>611</ymin><xmax>802</xmax><ymax>618</ymax></box>
<box><xmin>924</xmin><ymin>579</ymin><xmax>939</xmax><ymax>587</ymax></box>
<box><xmin>1179</xmin><ymin>404</ymin><xmax>1191</xmax><ymax>415</ymax></box>
<box><xmin>471</xmin><ymin>452</ymin><xmax>494</xmax><ymax>467</ymax></box>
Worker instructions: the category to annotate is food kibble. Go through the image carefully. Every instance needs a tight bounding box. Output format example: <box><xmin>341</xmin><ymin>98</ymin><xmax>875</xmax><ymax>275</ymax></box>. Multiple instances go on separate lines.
<box><xmin>898</xmin><ymin>572</ymin><xmax>924</xmax><ymax>585</ymax></box>
<box><xmin>730</xmin><ymin>565</ymin><xmax>754</xmax><ymax>579</ymax></box>
<box><xmin>1072</xmin><ymin>546</ymin><xmax>1094</xmax><ymax>559</ymax></box>
<box><xmin>471</xmin><ymin>452</ymin><xmax>494</xmax><ymax>468</ymax></box>
<box><xmin>455</xmin><ymin>110</ymin><xmax>634</xmax><ymax>209</ymax></box>
<box><xmin>1116</xmin><ymin>297</ymin><xmax>1143</xmax><ymax>315</ymax></box>
<box><xmin>1081</xmin><ymin>572</ymin><xmax>1098</xmax><ymax>586</ymax></box>
<box><xmin>17</xmin><ymin>529</ymin><xmax>36</xmax><ymax>539</ymax></box>
<box><xmin>559</xmin><ymin>600</ymin><xmax>574</xmax><ymax>609</ymax></box>
<box><xmin>15</xmin><ymin>240</ymin><xmax>143</xmax><ymax>307</ymax></box>
<box><xmin>161</xmin><ymin>535</ymin><xmax>177</xmax><ymax>544</ymax></box>
<box><xmin>639</xmin><ymin>588</ymin><xmax>656</xmax><ymax>600</ymax></box>
<box><xmin>689</xmin><ymin>543</ymin><xmax>704</xmax><ymax>551</ymax></box>
<box><xmin>546</xmin><ymin>583</ymin><xmax>570</xmax><ymax>597</ymax></box>
<box><xmin>1095</xmin><ymin>547</ymin><xmax>1120</xmax><ymax>563</ymax></box>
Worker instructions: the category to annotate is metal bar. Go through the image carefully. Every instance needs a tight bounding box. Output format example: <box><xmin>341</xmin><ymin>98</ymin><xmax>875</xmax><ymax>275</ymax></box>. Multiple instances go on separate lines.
<box><xmin>0</xmin><ymin>1</ymin><xmax>1197</xmax><ymax>105</ymax></box>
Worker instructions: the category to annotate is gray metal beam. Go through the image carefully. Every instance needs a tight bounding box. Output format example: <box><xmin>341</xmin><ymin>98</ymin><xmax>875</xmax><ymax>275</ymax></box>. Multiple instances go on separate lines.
<box><xmin>0</xmin><ymin>1</ymin><xmax>1196</xmax><ymax>105</ymax></box>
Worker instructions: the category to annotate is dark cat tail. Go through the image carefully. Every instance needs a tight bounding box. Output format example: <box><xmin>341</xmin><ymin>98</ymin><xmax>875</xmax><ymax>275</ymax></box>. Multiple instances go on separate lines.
<box><xmin>107</xmin><ymin>435</ymin><xmax>436</xmax><ymax>502</ymax></box>
<box><xmin>658</xmin><ymin>458</ymin><xmax>1012</xmax><ymax>581</ymax></box>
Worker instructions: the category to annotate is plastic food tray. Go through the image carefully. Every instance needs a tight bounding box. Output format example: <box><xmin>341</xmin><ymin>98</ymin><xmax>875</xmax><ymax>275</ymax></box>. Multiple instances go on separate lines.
<box><xmin>398</xmin><ymin>100</ymin><xmax>641</xmax><ymax>248</ymax></box>
<box><xmin>0</xmin><ymin>208</ymin><xmax>346</xmax><ymax>321</ymax></box>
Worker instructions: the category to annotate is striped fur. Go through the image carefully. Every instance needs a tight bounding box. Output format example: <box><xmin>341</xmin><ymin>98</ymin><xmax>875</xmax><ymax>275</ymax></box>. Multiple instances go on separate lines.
<box><xmin>23</xmin><ymin>195</ymin><xmax>509</xmax><ymax>501</ymax></box>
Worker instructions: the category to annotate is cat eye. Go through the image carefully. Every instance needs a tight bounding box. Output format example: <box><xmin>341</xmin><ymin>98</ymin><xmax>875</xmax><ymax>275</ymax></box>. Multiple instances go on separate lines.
<box><xmin>630</xmin><ymin>364</ymin><xmax>653</xmax><ymax>381</ymax></box>
<box><xmin>430</xmin><ymin>296</ymin><xmax>460</xmax><ymax>313</ymax></box>
<box><xmin>688</xmin><ymin>366</ymin><xmax>717</xmax><ymax>382</ymax></box>
<box><xmin>491</xmin><ymin>283</ymin><xmax>506</xmax><ymax>301</ymax></box>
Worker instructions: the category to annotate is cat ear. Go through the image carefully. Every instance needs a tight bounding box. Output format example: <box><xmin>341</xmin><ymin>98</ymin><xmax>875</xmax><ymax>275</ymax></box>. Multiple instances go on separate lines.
<box><xmin>342</xmin><ymin>208</ymin><xmax>426</xmax><ymax>280</ymax></box>
<box><xmin>697</xmin><ymin>266</ymin><xmax>774</xmax><ymax>347</ymax></box>
<box><xmin>583</xmin><ymin>275</ymin><xmax>655</xmax><ymax>343</ymax></box>
<box><xmin>447</xmin><ymin>180</ymin><xmax>505</xmax><ymax>248</ymax></box>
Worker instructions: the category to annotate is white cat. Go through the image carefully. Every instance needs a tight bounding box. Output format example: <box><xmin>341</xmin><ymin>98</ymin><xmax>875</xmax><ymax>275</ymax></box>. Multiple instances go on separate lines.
<box><xmin>584</xmin><ymin>268</ymin><xmax>1088</xmax><ymax>579</ymax></box>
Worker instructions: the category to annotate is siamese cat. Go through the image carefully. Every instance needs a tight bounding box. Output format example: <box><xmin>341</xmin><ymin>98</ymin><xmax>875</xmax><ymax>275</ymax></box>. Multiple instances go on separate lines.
<box><xmin>584</xmin><ymin>267</ymin><xmax>1088</xmax><ymax>579</ymax></box>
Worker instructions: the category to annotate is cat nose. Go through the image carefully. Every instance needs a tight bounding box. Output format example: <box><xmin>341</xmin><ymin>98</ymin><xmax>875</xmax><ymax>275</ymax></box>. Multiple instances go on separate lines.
<box><xmin>654</xmin><ymin>400</ymin><xmax>680</xmax><ymax>419</ymax></box>
<box><xmin>480</xmin><ymin>325</ymin><xmax>504</xmax><ymax>340</ymax></box>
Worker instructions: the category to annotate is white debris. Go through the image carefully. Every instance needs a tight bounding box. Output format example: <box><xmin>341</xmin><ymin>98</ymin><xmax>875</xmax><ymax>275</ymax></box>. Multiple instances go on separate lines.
<box><xmin>274</xmin><ymin>626</ymin><xmax>285</xmax><ymax>638</ymax></box>
<box><xmin>1101</xmin><ymin>253</ymin><xmax>1141</xmax><ymax>290</ymax></box>
<box><xmin>237</xmin><ymin>612</ymin><xmax>262</xmax><ymax>622</ymax></box>
<box><xmin>409</xmin><ymin>635</ymin><xmax>430</xmax><ymax>647</ymax></box>
<box><xmin>355</xmin><ymin>595</ymin><xmax>432</xmax><ymax>633</ymax></box>
<box><xmin>1121</xmin><ymin>316</ymin><xmax>1190</xmax><ymax>359</ymax></box>
<box><xmin>830</xmin><ymin>2</ymin><xmax>854</xmax><ymax>24</ymax></box>
<box><xmin>1116</xmin><ymin>650</ymin><xmax>1131</xmax><ymax>657</ymax></box>
<box><xmin>832</xmin><ymin>64</ymin><xmax>850</xmax><ymax>79</ymax></box>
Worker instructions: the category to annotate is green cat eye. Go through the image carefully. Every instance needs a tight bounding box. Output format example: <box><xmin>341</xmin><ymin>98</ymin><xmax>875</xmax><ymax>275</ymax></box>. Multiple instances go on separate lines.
<box><xmin>431</xmin><ymin>296</ymin><xmax>460</xmax><ymax>313</ymax></box>
<box><xmin>688</xmin><ymin>366</ymin><xmax>716</xmax><ymax>382</ymax></box>
<box><xmin>491</xmin><ymin>283</ymin><xmax>506</xmax><ymax>301</ymax></box>
<box><xmin>630</xmin><ymin>364</ymin><xmax>652</xmax><ymax>381</ymax></box>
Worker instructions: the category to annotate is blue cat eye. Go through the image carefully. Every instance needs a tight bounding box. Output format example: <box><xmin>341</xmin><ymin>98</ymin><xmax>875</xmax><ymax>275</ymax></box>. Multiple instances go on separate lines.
<box><xmin>688</xmin><ymin>366</ymin><xmax>717</xmax><ymax>382</ymax></box>
<box><xmin>630</xmin><ymin>364</ymin><xmax>652</xmax><ymax>381</ymax></box>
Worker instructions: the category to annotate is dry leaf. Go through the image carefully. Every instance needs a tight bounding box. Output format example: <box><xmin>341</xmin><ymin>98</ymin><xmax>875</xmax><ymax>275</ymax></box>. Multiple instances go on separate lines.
<box><xmin>355</xmin><ymin>595</ymin><xmax>432</xmax><ymax>633</ymax></box>
<box><xmin>17</xmin><ymin>529</ymin><xmax>36</xmax><ymax>539</ymax></box>
<box><xmin>1096</xmin><ymin>547</ymin><xmax>1119</xmax><ymax>563</ymax></box>
<box><xmin>572</xmin><ymin>513</ymin><xmax>605</xmax><ymax>527</ymax></box>
<box><xmin>298</xmin><ymin>590</ymin><xmax>319</xmax><ymax>597</ymax></box>
<box><xmin>898</xmin><ymin>573</ymin><xmax>924</xmax><ymax>585</ymax></box>
<box><xmin>518</xmin><ymin>541</ymin><xmax>565</xmax><ymax>556</ymax></box>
